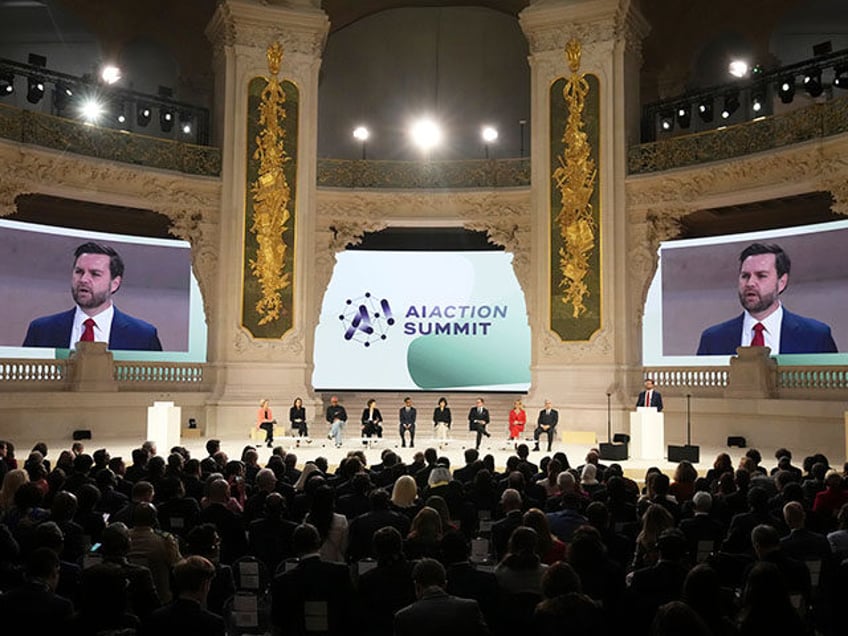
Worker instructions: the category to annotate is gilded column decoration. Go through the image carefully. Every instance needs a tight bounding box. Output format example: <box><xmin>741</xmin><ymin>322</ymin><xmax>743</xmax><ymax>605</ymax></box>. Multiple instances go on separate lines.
<box><xmin>550</xmin><ymin>39</ymin><xmax>601</xmax><ymax>340</ymax></box>
<box><xmin>242</xmin><ymin>42</ymin><xmax>299</xmax><ymax>338</ymax></box>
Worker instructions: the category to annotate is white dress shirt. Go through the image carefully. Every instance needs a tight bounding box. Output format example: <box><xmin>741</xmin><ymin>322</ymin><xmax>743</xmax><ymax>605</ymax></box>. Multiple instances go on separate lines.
<box><xmin>70</xmin><ymin>304</ymin><xmax>114</xmax><ymax>348</ymax></box>
<box><xmin>741</xmin><ymin>303</ymin><xmax>782</xmax><ymax>352</ymax></box>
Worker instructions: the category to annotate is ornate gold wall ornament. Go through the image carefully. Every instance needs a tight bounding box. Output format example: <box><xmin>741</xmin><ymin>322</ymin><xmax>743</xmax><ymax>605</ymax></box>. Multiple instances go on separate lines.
<box><xmin>552</xmin><ymin>39</ymin><xmax>597</xmax><ymax>320</ymax></box>
<box><xmin>248</xmin><ymin>41</ymin><xmax>293</xmax><ymax>328</ymax></box>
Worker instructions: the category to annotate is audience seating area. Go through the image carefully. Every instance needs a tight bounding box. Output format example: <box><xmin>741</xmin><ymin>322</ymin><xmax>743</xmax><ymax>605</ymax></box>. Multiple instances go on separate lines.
<box><xmin>0</xmin><ymin>434</ymin><xmax>847</xmax><ymax>635</ymax></box>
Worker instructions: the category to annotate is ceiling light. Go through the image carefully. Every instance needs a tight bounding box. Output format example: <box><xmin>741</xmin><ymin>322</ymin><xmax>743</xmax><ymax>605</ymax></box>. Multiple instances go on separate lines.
<box><xmin>137</xmin><ymin>102</ymin><xmax>151</xmax><ymax>127</ymax></box>
<box><xmin>159</xmin><ymin>107</ymin><xmax>174</xmax><ymax>132</ymax></box>
<box><xmin>353</xmin><ymin>126</ymin><xmax>370</xmax><ymax>141</ymax></box>
<box><xmin>179</xmin><ymin>111</ymin><xmax>193</xmax><ymax>135</ymax></box>
<box><xmin>100</xmin><ymin>64</ymin><xmax>122</xmax><ymax>85</ymax></box>
<box><xmin>410</xmin><ymin>118</ymin><xmax>442</xmax><ymax>152</ymax></box>
<box><xmin>777</xmin><ymin>77</ymin><xmax>795</xmax><ymax>104</ymax></box>
<box><xmin>728</xmin><ymin>60</ymin><xmax>748</xmax><ymax>78</ymax></box>
<box><xmin>803</xmin><ymin>67</ymin><xmax>823</xmax><ymax>97</ymax></box>
<box><xmin>79</xmin><ymin>97</ymin><xmax>105</xmax><ymax>124</ymax></box>
<box><xmin>658</xmin><ymin>109</ymin><xmax>674</xmax><ymax>131</ymax></box>
<box><xmin>721</xmin><ymin>92</ymin><xmax>740</xmax><ymax>119</ymax></box>
<box><xmin>697</xmin><ymin>98</ymin><xmax>714</xmax><ymax>123</ymax></box>
<box><xmin>481</xmin><ymin>125</ymin><xmax>498</xmax><ymax>143</ymax></box>
<box><xmin>26</xmin><ymin>75</ymin><xmax>44</xmax><ymax>104</ymax></box>
<box><xmin>676</xmin><ymin>104</ymin><xmax>691</xmax><ymax>129</ymax></box>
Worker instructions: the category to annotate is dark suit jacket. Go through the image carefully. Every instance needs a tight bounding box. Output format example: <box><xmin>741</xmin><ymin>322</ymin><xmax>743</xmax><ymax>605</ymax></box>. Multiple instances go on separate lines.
<box><xmin>491</xmin><ymin>510</ymin><xmax>523</xmax><ymax>561</ymax></box>
<box><xmin>23</xmin><ymin>307</ymin><xmax>163</xmax><ymax>351</ymax></box>
<box><xmin>468</xmin><ymin>407</ymin><xmax>490</xmax><ymax>430</ymax></box>
<box><xmin>394</xmin><ymin>588</ymin><xmax>489</xmax><ymax>636</ymax></box>
<box><xmin>361</xmin><ymin>408</ymin><xmax>383</xmax><ymax>425</ymax></box>
<box><xmin>271</xmin><ymin>554</ymin><xmax>353</xmax><ymax>635</ymax></box>
<box><xmin>140</xmin><ymin>598</ymin><xmax>225</xmax><ymax>636</ymax></box>
<box><xmin>0</xmin><ymin>581</ymin><xmax>74</xmax><ymax>630</ymax></box>
<box><xmin>697</xmin><ymin>308</ymin><xmax>837</xmax><ymax>355</ymax></box>
<box><xmin>399</xmin><ymin>406</ymin><xmax>417</xmax><ymax>427</ymax></box>
<box><xmin>636</xmin><ymin>389</ymin><xmax>664</xmax><ymax>412</ymax></box>
<box><xmin>536</xmin><ymin>409</ymin><xmax>559</xmax><ymax>427</ymax></box>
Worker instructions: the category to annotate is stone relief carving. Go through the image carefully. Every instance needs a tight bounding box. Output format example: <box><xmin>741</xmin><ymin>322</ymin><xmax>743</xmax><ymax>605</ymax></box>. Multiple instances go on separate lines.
<box><xmin>233</xmin><ymin>327</ymin><xmax>304</xmax><ymax>358</ymax></box>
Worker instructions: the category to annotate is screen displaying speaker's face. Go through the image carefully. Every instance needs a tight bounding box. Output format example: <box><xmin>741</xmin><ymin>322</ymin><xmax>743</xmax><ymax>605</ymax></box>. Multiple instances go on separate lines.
<box><xmin>643</xmin><ymin>220</ymin><xmax>848</xmax><ymax>365</ymax></box>
<box><xmin>0</xmin><ymin>219</ymin><xmax>206</xmax><ymax>361</ymax></box>
<box><xmin>312</xmin><ymin>250</ymin><xmax>531</xmax><ymax>391</ymax></box>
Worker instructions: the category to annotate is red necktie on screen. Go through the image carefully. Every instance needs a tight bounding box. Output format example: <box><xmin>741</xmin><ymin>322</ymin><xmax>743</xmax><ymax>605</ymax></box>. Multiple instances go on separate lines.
<box><xmin>81</xmin><ymin>318</ymin><xmax>96</xmax><ymax>342</ymax></box>
<box><xmin>751</xmin><ymin>322</ymin><xmax>765</xmax><ymax>347</ymax></box>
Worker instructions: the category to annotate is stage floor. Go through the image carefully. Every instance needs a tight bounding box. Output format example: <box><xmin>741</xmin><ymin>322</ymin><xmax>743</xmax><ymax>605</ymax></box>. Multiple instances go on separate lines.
<box><xmin>16</xmin><ymin>431</ymin><xmax>777</xmax><ymax>482</ymax></box>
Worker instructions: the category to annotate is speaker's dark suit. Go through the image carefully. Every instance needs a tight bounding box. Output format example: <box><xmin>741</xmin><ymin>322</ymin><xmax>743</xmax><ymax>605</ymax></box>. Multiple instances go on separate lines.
<box><xmin>23</xmin><ymin>307</ymin><xmax>162</xmax><ymax>351</ymax></box>
<box><xmin>697</xmin><ymin>309</ymin><xmax>837</xmax><ymax>355</ymax></box>
<box><xmin>468</xmin><ymin>406</ymin><xmax>490</xmax><ymax>450</ymax></box>
<box><xmin>399</xmin><ymin>405</ymin><xmax>417</xmax><ymax>446</ymax></box>
<box><xmin>635</xmin><ymin>390</ymin><xmax>663</xmax><ymax>412</ymax></box>
<box><xmin>534</xmin><ymin>409</ymin><xmax>559</xmax><ymax>450</ymax></box>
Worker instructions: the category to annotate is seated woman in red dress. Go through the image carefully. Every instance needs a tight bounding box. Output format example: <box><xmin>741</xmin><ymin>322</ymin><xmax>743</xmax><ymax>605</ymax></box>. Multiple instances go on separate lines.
<box><xmin>508</xmin><ymin>400</ymin><xmax>527</xmax><ymax>441</ymax></box>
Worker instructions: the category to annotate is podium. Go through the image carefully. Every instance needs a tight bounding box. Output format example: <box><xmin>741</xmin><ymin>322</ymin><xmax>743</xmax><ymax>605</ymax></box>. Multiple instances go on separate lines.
<box><xmin>147</xmin><ymin>401</ymin><xmax>181</xmax><ymax>451</ymax></box>
<box><xmin>630</xmin><ymin>407</ymin><xmax>664</xmax><ymax>460</ymax></box>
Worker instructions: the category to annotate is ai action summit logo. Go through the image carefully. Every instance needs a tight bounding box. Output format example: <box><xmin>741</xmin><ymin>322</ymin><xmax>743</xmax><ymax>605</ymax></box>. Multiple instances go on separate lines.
<box><xmin>339</xmin><ymin>292</ymin><xmax>394</xmax><ymax>347</ymax></box>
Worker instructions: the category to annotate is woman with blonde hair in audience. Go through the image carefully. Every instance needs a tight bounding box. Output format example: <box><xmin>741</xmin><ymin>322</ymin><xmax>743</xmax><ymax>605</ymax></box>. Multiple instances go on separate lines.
<box><xmin>390</xmin><ymin>474</ymin><xmax>421</xmax><ymax>520</ymax></box>
<box><xmin>0</xmin><ymin>468</ymin><xmax>29</xmax><ymax>513</ymax></box>
<box><xmin>293</xmin><ymin>462</ymin><xmax>320</xmax><ymax>492</ymax></box>
<box><xmin>631</xmin><ymin>503</ymin><xmax>675</xmax><ymax>571</ymax></box>
<box><xmin>403</xmin><ymin>506</ymin><xmax>442</xmax><ymax>560</ymax></box>
<box><xmin>523</xmin><ymin>507</ymin><xmax>566</xmax><ymax>564</ymax></box>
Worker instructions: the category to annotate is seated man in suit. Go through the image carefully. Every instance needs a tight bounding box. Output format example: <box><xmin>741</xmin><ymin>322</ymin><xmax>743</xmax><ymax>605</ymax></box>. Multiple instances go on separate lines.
<box><xmin>697</xmin><ymin>242</ymin><xmax>837</xmax><ymax>355</ymax></box>
<box><xmin>23</xmin><ymin>241</ymin><xmax>162</xmax><ymax>351</ymax></box>
<box><xmin>394</xmin><ymin>558</ymin><xmax>489</xmax><ymax>636</ymax></box>
<box><xmin>467</xmin><ymin>398</ymin><xmax>491</xmax><ymax>451</ymax></box>
<box><xmin>533</xmin><ymin>400</ymin><xmax>559</xmax><ymax>452</ymax></box>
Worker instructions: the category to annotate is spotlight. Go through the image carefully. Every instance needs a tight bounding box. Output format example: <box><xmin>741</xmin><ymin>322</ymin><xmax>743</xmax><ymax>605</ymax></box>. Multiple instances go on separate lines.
<box><xmin>26</xmin><ymin>75</ymin><xmax>45</xmax><ymax>104</ymax></box>
<box><xmin>79</xmin><ymin>97</ymin><xmax>105</xmax><ymax>124</ymax></box>
<box><xmin>352</xmin><ymin>126</ymin><xmax>370</xmax><ymax>142</ymax></box>
<box><xmin>159</xmin><ymin>107</ymin><xmax>174</xmax><ymax>132</ymax></box>
<box><xmin>481</xmin><ymin>125</ymin><xmax>498</xmax><ymax>143</ymax></box>
<box><xmin>834</xmin><ymin>65</ymin><xmax>848</xmax><ymax>89</ymax></box>
<box><xmin>1</xmin><ymin>72</ymin><xmax>15</xmax><ymax>96</ymax></box>
<box><xmin>100</xmin><ymin>64</ymin><xmax>122</xmax><ymax>85</ymax></box>
<box><xmin>179</xmin><ymin>111</ymin><xmax>193</xmax><ymax>135</ymax></box>
<box><xmin>728</xmin><ymin>60</ymin><xmax>748</xmax><ymax>78</ymax></box>
<box><xmin>115</xmin><ymin>101</ymin><xmax>128</xmax><ymax>127</ymax></box>
<box><xmin>751</xmin><ymin>86</ymin><xmax>766</xmax><ymax>114</ymax></box>
<box><xmin>777</xmin><ymin>77</ymin><xmax>795</xmax><ymax>104</ymax></box>
<box><xmin>803</xmin><ymin>67</ymin><xmax>823</xmax><ymax>97</ymax></box>
<box><xmin>53</xmin><ymin>82</ymin><xmax>73</xmax><ymax>112</ymax></box>
<box><xmin>676</xmin><ymin>104</ymin><xmax>691</xmax><ymax>129</ymax></box>
<box><xmin>137</xmin><ymin>102</ymin><xmax>152</xmax><ymax>127</ymax></box>
<box><xmin>721</xmin><ymin>92</ymin><xmax>740</xmax><ymax>119</ymax></box>
<box><xmin>410</xmin><ymin>118</ymin><xmax>442</xmax><ymax>153</ymax></box>
<box><xmin>697</xmin><ymin>98</ymin><xmax>714</xmax><ymax>123</ymax></box>
<box><xmin>658</xmin><ymin>109</ymin><xmax>674</xmax><ymax>131</ymax></box>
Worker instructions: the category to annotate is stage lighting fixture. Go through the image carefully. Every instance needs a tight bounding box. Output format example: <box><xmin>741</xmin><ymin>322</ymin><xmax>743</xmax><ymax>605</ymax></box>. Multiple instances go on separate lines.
<box><xmin>79</xmin><ymin>97</ymin><xmax>105</xmax><ymax>124</ymax></box>
<box><xmin>697</xmin><ymin>98</ymin><xmax>714</xmax><ymax>123</ymax></box>
<box><xmin>721</xmin><ymin>92</ymin><xmax>740</xmax><ymax>119</ymax></box>
<box><xmin>803</xmin><ymin>67</ymin><xmax>823</xmax><ymax>97</ymax></box>
<box><xmin>728</xmin><ymin>60</ymin><xmax>748</xmax><ymax>78</ymax></box>
<box><xmin>777</xmin><ymin>77</ymin><xmax>795</xmax><ymax>104</ymax></box>
<box><xmin>481</xmin><ymin>125</ymin><xmax>498</xmax><ymax>143</ymax></box>
<box><xmin>0</xmin><ymin>72</ymin><xmax>14</xmax><ymax>96</ymax></box>
<box><xmin>159</xmin><ymin>107</ymin><xmax>174</xmax><ymax>132</ymax></box>
<box><xmin>410</xmin><ymin>118</ymin><xmax>442</xmax><ymax>152</ymax></box>
<box><xmin>834</xmin><ymin>65</ymin><xmax>848</xmax><ymax>89</ymax></box>
<box><xmin>676</xmin><ymin>104</ymin><xmax>691</xmax><ymax>129</ymax></box>
<box><xmin>179</xmin><ymin>111</ymin><xmax>193</xmax><ymax>135</ymax></box>
<box><xmin>137</xmin><ymin>102</ymin><xmax>152</xmax><ymax>127</ymax></box>
<box><xmin>751</xmin><ymin>86</ymin><xmax>766</xmax><ymax>113</ymax></box>
<box><xmin>658</xmin><ymin>109</ymin><xmax>674</xmax><ymax>131</ymax></box>
<box><xmin>26</xmin><ymin>75</ymin><xmax>45</xmax><ymax>104</ymax></box>
<box><xmin>115</xmin><ymin>101</ymin><xmax>128</xmax><ymax>126</ymax></box>
<box><xmin>53</xmin><ymin>82</ymin><xmax>73</xmax><ymax>112</ymax></box>
<box><xmin>100</xmin><ymin>64</ymin><xmax>122</xmax><ymax>85</ymax></box>
<box><xmin>353</xmin><ymin>126</ymin><xmax>370</xmax><ymax>142</ymax></box>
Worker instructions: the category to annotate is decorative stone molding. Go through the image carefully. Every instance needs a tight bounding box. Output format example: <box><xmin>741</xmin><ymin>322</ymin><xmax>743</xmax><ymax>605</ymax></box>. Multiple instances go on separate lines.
<box><xmin>232</xmin><ymin>327</ymin><xmax>304</xmax><ymax>358</ymax></box>
<box><xmin>539</xmin><ymin>324</ymin><xmax>613</xmax><ymax>361</ymax></box>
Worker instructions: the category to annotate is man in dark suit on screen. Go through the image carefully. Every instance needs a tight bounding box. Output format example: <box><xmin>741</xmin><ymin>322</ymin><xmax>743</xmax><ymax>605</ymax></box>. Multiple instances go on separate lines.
<box><xmin>697</xmin><ymin>242</ymin><xmax>837</xmax><ymax>355</ymax></box>
<box><xmin>23</xmin><ymin>241</ymin><xmax>162</xmax><ymax>351</ymax></box>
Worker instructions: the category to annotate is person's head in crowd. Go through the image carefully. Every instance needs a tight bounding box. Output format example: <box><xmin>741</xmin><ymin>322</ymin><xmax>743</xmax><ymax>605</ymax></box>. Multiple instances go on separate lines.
<box><xmin>73</xmin><ymin>453</ymin><xmax>94</xmax><ymax>475</ymax></box>
<box><xmin>650</xmin><ymin>601</ymin><xmax>712</xmax><ymax>636</ymax></box>
<box><xmin>523</xmin><ymin>507</ymin><xmax>557</xmax><ymax>555</ymax></box>
<box><xmin>259</xmin><ymin>491</ymin><xmax>285</xmax><ymax>521</ymax></box>
<box><xmin>515</xmin><ymin>444</ymin><xmax>529</xmax><ymax>461</ymax></box>
<box><xmin>207</xmin><ymin>478</ymin><xmax>231</xmax><ymax>505</ymax></box>
<box><xmin>567</xmin><ymin>525</ymin><xmax>606</xmax><ymax>571</ymax></box>
<box><xmin>131</xmin><ymin>480</ymin><xmax>155</xmax><ymax>503</ymax></box>
<box><xmin>427</xmin><ymin>466</ymin><xmax>451</xmax><ymax>487</ymax></box>
<box><xmin>540</xmin><ymin>561</ymin><xmax>582</xmax><ymax>599</ymax></box>
<box><xmin>775</xmin><ymin>447</ymin><xmax>793</xmax><ymax>462</ymax></box>
<box><xmin>147</xmin><ymin>455</ymin><xmax>166</xmax><ymax>479</ymax></box>
<box><xmin>692</xmin><ymin>491</ymin><xmax>712</xmax><ymax>514</ymax></box>
<box><xmin>651</xmin><ymin>472</ymin><xmax>671</xmax><ymax>498</ymax></box>
<box><xmin>585</xmin><ymin>450</ymin><xmax>600</xmax><ymax>466</ymax></box>
<box><xmin>773</xmin><ymin>469</ymin><xmax>794</xmax><ymax>492</ymax></box>
<box><xmin>224</xmin><ymin>460</ymin><xmax>245</xmax><ymax>481</ymax></box>
<box><xmin>750</xmin><ymin>523</ymin><xmax>781</xmax><ymax>559</ymax></box>
<box><xmin>639</xmin><ymin>504</ymin><xmax>675</xmax><ymax>545</ymax></box>
<box><xmin>242</xmin><ymin>448</ymin><xmax>259</xmax><ymax>470</ymax></box>
<box><xmin>71</xmin><ymin>441</ymin><xmax>84</xmax><ymax>456</ymax></box>
<box><xmin>824</xmin><ymin>469</ymin><xmax>843</xmax><ymax>490</ymax></box>
<box><xmin>46</xmin><ymin>468</ymin><xmax>66</xmax><ymax>497</ymax></box>
<box><xmin>745</xmin><ymin>448</ymin><xmax>762</xmax><ymax>467</ymax></box>
<box><xmin>673</xmin><ymin>460</ymin><xmax>697</xmax><ymax>485</ymax></box>
<box><xmin>746</xmin><ymin>486</ymin><xmax>769</xmax><ymax>512</ymax></box>
<box><xmin>372</xmin><ymin>526</ymin><xmax>404</xmax><ymax>566</ymax></box>
<box><xmin>205</xmin><ymin>439</ymin><xmax>220</xmax><ymax>457</ymax></box>
<box><xmin>0</xmin><ymin>468</ymin><xmax>29</xmax><ymax>510</ymax></box>
<box><xmin>734</xmin><ymin>469</ymin><xmax>751</xmax><ymax>492</ymax></box>
<box><xmin>712</xmin><ymin>452</ymin><xmax>733</xmax><ymax>474</ymax></box>
<box><xmin>159</xmin><ymin>476</ymin><xmax>185</xmax><ymax>501</ymax></box>
<box><xmin>185</xmin><ymin>523</ymin><xmax>221</xmax><ymax>561</ymax></box>
<box><xmin>107</xmin><ymin>456</ymin><xmax>126</xmax><ymax>477</ymax></box>
<box><xmin>424</xmin><ymin>495</ymin><xmax>451</xmax><ymax>529</ymax></box>
<box><xmin>738</xmin><ymin>456</ymin><xmax>756</xmax><ymax>473</ymax></box>
<box><xmin>369</xmin><ymin>488</ymin><xmax>390</xmax><ymax>512</ymax></box>
<box><xmin>50</xmin><ymin>490</ymin><xmax>78</xmax><ymax>522</ymax></box>
<box><xmin>140</xmin><ymin>440</ymin><xmax>156</xmax><ymax>457</ymax></box>
<box><xmin>292</xmin><ymin>523</ymin><xmax>322</xmax><ymax>557</ymax></box>
<box><xmin>254</xmin><ymin>468</ymin><xmax>276</xmax><ymax>494</ymax></box>
<box><xmin>502</xmin><ymin>526</ymin><xmax>540</xmax><ymax>570</ymax></box>
<box><xmin>507</xmin><ymin>470</ymin><xmax>526</xmax><ymax>492</ymax></box>
<box><xmin>463</xmin><ymin>448</ymin><xmax>479</xmax><ymax>466</ymax></box>
<box><xmin>34</xmin><ymin>520</ymin><xmax>65</xmax><ymax>555</ymax></box>
<box><xmin>26</xmin><ymin>547</ymin><xmax>61</xmax><ymax>591</ymax></box>
<box><xmin>211</xmin><ymin>450</ymin><xmax>228</xmax><ymax>471</ymax></box>
<box><xmin>391</xmin><ymin>474</ymin><xmax>419</xmax><ymax>508</ymax></box>
<box><xmin>409</xmin><ymin>506</ymin><xmax>442</xmax><ymax>542</ymax></box>
<box><xmin>810</xmin><ymin>462</ymin><xmax>828</xmax><ymax>483</ymax></box>
<box><xmin>171</xmin><ymin>446</ymin><xmax>190</xmax><ymax>461</ymax></box>
<box><xmin>781</xmin><ymin>482</ymin><xmax>804</xmax><ymax>505</ymax></box>
<box><xmin>56</xmin><ymin>450</ymin><xmax>74</xmax><ymax>473</ymax></box>
<box><xmin>782</xmin><ymin>501</ymin><xmax>806</xmax><ymax>530</ymax></box>
<box><xmin>130</xmin><ymin>448</ymin><xmax>149</xmax><ymax>470</ymax></box>
<box><xmin>740</xmin><ymin>561</ymin><xmax>794</xmax><ymax>621</ymax></box>
<box><xmin>656</xmin><ymin>528</ymin><xmax>687</xmax><ymax>562</ymax></box>
<box><xmin>424</xmin><ymin>447</ymin><xmax>438</xmax><ymax>466</ymax></box>
<box><xmin>26</xmin><ymin>461</ymin><xmax>47</xmax><ymax>484</ymax></box>
<box><xmin>172</xmin><ymin>555</ymin><xmax>216</xmax><ymax>602</ymax></box>
<box><xmin>183</xmin><ymin>458</ymin><xmax>201</xmax><ymax>478</ymax></box>
<box><xmin>14</xmin><ymin>480</ymin><xmax>45</xmax><ymax>512</ymax></box>
<box><xmin>500</xmin><ymin>488</ymin><xmax>522</xmax><ymax>513</ymax></box>
<box><xmin>166</xmin><ymin>452</ymin><xmax>184</xmax><ymax>474</ymax></box>
<box><xmin>313</xmin><ymin>456</ymin><xmax>329</xmax><ymax>474</ymax></box>
<box><xmin>32</xmin><ymin>441</ymin><xmax>48</xmax><ymax>457</ymax></box>
<box><xmin>581</xmin><ymin>463</ymin><xmax>598</xmax><ymax>485</ymax></box>
<box><xmin>131</xmin><ymin>501</ymin><xmax>159</xmax><ymax>529</ymax></box>
<box><xmin>411</xmin><ymin>558</ymin><xmax>446</xmax><ymax>597</ymax></box>
<box><xmin>682</xmin><ymin>563</ymin><xmax>723</xmax><ymax>618</ymax></box>
<box><xmin>440</xmin><ymin>530</ymin><xmax>470</xmax><ymax>565</ymax></box>
<box><xmin>557</xmin><ymin>470</ymin><xmax>576</xmax><ymax>495</ymax></box>
<box><xmin>100</xmin><ymin>522</ymin><xmax>132</xmax><ymax>557</ymax></box>
<box><xmin>266</xmin><ymin>455</ymin><xmax>285</xmax><ymax>479</ymax></box>
<box><xmin>585</xmin><ymin>501</ymin><xmax>610</xmax><ymax>530</ymax></box>
<box><xmin>92</xmin><ymin>448</ymin><xmax>110</xmax><ymax>470</ymax></box>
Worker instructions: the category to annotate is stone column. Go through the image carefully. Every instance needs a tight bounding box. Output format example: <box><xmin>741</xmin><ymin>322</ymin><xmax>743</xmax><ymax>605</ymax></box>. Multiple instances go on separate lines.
<box><xmin>205</xmin><ymin>0</ymin><xmax>329</xmax><ymax>434</ymax></box>
<box><xmin>519</xmin><ymin>0</ymin><xmax>649</xmax><ymax>433</ymax></box>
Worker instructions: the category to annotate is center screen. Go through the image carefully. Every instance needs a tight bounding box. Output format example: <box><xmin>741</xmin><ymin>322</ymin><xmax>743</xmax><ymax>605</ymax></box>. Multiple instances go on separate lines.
<box><xmin>312</xmin><ymin>251</ymin><xmax>531</xmax><ymax>391</ymax></box>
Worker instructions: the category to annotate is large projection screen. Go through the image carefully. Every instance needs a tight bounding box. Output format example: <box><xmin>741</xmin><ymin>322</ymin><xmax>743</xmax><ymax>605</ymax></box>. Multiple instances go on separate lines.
<box><xmin>0</xmin><ymin>219</ymin><xmax>207</xmax><ymax>362</ymax></box>
<box><xmin>312</xmin><ymin>251</ymin><xmax>531</xmax><ymax>391</ymax></box>
<box><xmin>643</xmin><ymin>220</ymin><xmax>848</xmax><ymax>366</ymax></box>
